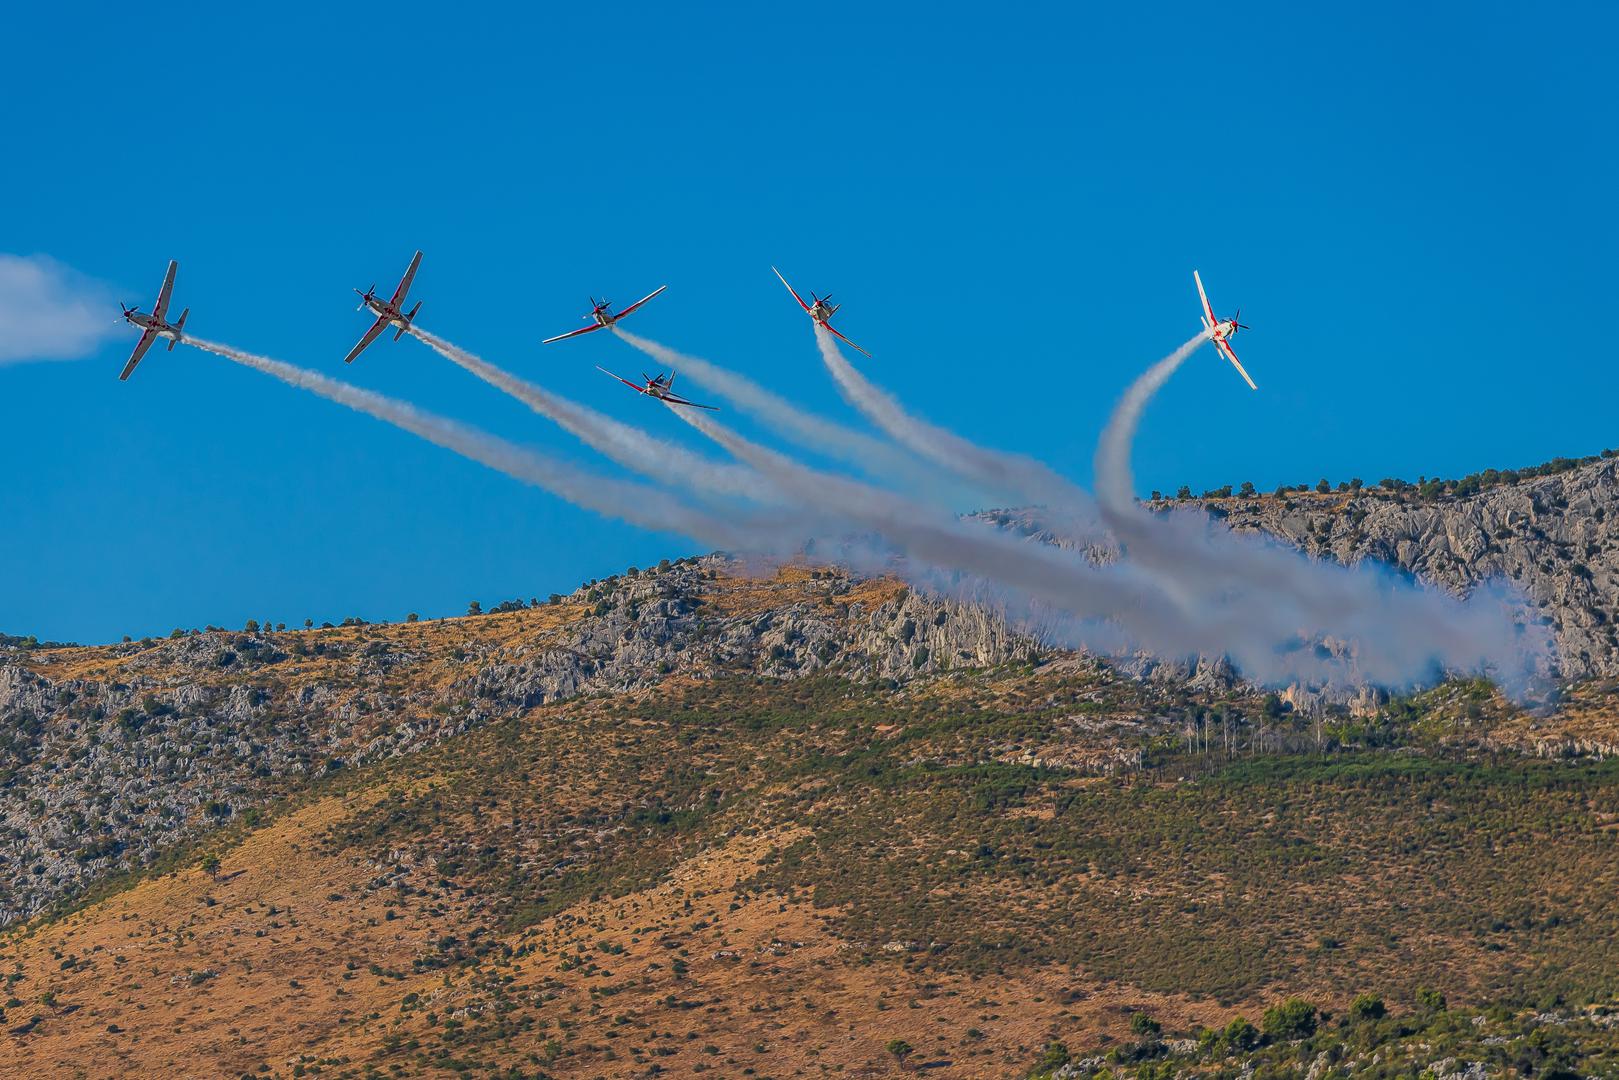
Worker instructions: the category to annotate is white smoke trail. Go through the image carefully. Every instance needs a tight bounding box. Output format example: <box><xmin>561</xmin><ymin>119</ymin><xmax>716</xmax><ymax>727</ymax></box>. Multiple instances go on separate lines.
<box><xmin>1093</xmin><ymin>333</ymin><xmax>1547</xmax><ymax>693</ymax></box>
<box><xmin>811</xmin><ymin>324</ymin><xmax>1105</xmax><ymax>542</ymax></box>
<box><xmin>183</xmin><ymin>336</ymin><xmax>753</xmax><ymax>547</ymax></box>
<box><xmin>668</xmin><ymin>404</ymin><xmax>1176</xmax><ymax>642</ymax></box>
<box><xmin>667</xmin><ymin>326</ymin><xmax>1538</xmax><ymax>694</ymax></box>
<box><xmin>1093</xmin><ymin>330</ymin><xmax>1208</xmax><ymax>517</ymax></box>
<box><xmin>187</xmin><ymin>318</ymin><xmax>1543</xmax><ymax>696</ymax></box>
<box><xmin>612</xmin><ymin>327</ymin><xmax>952</xmax><ymax>495</ymax></box>
<box><xmin>409</xmin><ymin>326</ymin><xmax>778</xmax><ymax>505</ymax></box>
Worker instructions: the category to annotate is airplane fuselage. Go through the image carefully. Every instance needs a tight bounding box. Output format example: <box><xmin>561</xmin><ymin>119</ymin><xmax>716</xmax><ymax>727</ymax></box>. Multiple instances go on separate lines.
<box><xmin>1202</xmin><ymin>315</ymin><xmax>1238</xmax><ymax>343</ymax></box>
<box><xmin>124</xmin><ymin>310</ymin><xmax>182</xmax><ymax>340</ymax></box>
<box><xmin>810</xmin><ymin>302</ymin><xmax>835</xmax><ymax>323</ymax></box>
<box><xmin>592</xmin><ymin>309</ymin><xmax>615</xmax><ymax>327</ymax></box>
<box><xmin>363</xmin><ymin>296</ymin><xmax>411</xmax><ymax>328</ymax></box>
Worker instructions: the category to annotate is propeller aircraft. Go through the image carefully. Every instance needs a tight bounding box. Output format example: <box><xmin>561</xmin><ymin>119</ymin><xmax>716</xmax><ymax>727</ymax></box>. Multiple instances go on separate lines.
<box><xmin>118</xmin><ymin>260</ymin><xmax>189</xmax><ymax>380</ymax></box>
<box><xmin>345</xmin><ymin>250</ymin><xmax>424</xmax><ymax>363</ymax></box>
<box><xmin>543</xmin><ymin>286</ymin><xmax>667</xmax><ymax>344</ymax></box>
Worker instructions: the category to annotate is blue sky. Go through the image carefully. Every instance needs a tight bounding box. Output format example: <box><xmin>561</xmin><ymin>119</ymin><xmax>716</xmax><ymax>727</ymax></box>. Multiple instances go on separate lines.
<box><xmin>2</xmin><ymin>3</ymin><xmax>1614</xmax><ymax>643</ymax></box>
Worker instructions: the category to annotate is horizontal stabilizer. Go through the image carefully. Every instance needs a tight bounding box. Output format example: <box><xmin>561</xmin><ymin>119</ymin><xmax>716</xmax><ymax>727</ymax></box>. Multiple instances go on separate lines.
<box><xmin>394</xmin><ymin>300</ymin><xmax>422</xmax><ymax>341</ymax></box>
<box><xmin>168</xmin><ymin>308</ymin><xmax>189</xmax><ymax>351</ymax></box>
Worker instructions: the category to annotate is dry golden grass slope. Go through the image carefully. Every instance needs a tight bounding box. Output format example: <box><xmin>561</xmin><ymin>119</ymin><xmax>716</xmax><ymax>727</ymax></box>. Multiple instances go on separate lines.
<box><xmin>0</xmin><ymin>780</ymin><xmax>1237</xmax><ymax>1080</ymax></box>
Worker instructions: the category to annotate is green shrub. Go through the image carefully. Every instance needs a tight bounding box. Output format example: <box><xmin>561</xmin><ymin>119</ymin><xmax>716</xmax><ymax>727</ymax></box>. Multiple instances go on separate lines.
<box><xmin>1262</xmin><ymin>998</ymin><xmax>1317</xmax><ymax>1040</ymax></box>
<box><xmin>1348</xmin><ymin>993</ymin><xmax>1386</xmax><ymax>1022</ymax></box>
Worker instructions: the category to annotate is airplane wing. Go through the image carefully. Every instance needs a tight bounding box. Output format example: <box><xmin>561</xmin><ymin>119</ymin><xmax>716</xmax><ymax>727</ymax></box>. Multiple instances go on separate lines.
<box><xmin>1214</xmin><ymin>336</ymin><xmax>1258</xmax><ymax>390</ymax></box>
<box><xmin>544</xmin><ymin>323</ymin><xmax>605</xmax><ymax>345</ymax></box>
<box><xmin>388</xmin><ymin>251</ymin><xmax>423</xmax><ymax>308</ymax></box>
<box><xmin>344</xmin><ymin>315</ymin><xmax>390</xmax><ymax>363</ymax></box>
<box><xmin>771</xmin><ymin>266</ymin><xmax>811</xmax><ymax>312</ymax></box>
<box><xmin>152</xmin><ymin>260</ymin><xmax>178</xmax><ymax>321</ymax></box>
<box><xmin>614</xmin><ymin>285</ymin><xmax>667</xmax><ymax>321</ymax></box>
<box><xmin>823</xmin><ymin>322</ymin><xmax>872</xmax><ymax>359</ymax></box>
<box><xmin>1193</xmin><ymin>269</ymin><xmax>1216</xmax><ymax>326</ymax></box>
<box><xmin>119</xmin><ymin>328</ymin><xmax>159</xmax><ymax>381</ymax></box>
<box><xmin>596</xmin><ymin>365</ymin><xmax>648</xmax><ymax>391</ymax></box>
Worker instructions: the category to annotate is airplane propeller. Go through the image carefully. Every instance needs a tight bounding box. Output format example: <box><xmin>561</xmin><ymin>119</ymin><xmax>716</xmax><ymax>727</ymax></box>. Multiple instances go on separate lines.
<box><xmin>1233</xmin><ymin>309</ymin><xmax>1250</xmax><ymax>330</ymax></box>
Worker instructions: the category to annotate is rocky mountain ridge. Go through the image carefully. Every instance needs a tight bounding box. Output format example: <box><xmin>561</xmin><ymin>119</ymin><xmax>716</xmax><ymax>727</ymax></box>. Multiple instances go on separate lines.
<box><xmin>981</xmin><ymin>454</ymin><xmax>1619</xmax><ymax>681</ymax></box>
<box><xmin>0</xmin><ymin>559</ymin><xmax>1034</xmax><ymax>926</ymax></box>
<box><xmin>1205</xmin><ymin>458</ymin><xmax>1619</xmax><ymax>679</ymax></box>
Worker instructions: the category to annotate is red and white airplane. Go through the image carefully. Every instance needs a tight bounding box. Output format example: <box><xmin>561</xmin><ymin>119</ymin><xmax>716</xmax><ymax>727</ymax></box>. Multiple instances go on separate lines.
<box><xmin>118</xmin><ymin>260</ymin><xmax>189</xmax><ymax>380</ymax></box>
<box><xmin>771</xmin><ymin>266</ymin><xmax>870</xmax><ymax>358</ymax></box>
<box><xmin>596</xmin><ymin>367</ymin><xmax>717</xmax><ymax>410</ymax></box>
<box><xmin>543</xmin><ymin>286</ymin><xmax>667</xmax><ymax>344</ymax></box>
<box><xmin>1193</xmin><ymin>270</ymin><xmax>1256</xmax><ymax>390</ymax></box>
<box><xmin>345</xmin><ymin>250</ymin><xmax>424</xmax><ymax>363</ymax></box>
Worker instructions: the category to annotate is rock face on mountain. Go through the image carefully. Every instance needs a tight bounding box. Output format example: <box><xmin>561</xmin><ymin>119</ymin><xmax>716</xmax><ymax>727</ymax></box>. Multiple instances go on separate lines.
<box><xmin>1194</xmin><ymin>458</ymin><xmax>1619</xmax><ymax>680</ymax></box>
<box><xmin>466</xmin><ymin>565</ymin><xmax>1035</xmax><ymax>713</ymax></box>
<box><xmin>982</xmin><ymin>455</ymin><xmax>1619</xmax><ymax>682</ymax></box>
<box><xmin>0</xmin><ymin>559</ymin><xmax>1035</xmax><ymax>926</ymax></box>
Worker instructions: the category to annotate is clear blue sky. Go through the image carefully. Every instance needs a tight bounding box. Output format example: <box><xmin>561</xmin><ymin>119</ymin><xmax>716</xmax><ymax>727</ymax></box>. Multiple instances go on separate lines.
<box><xmin>2</xmin><ymin>3</ymin><xmax>1614</xmax><ymax>643</ymax></box>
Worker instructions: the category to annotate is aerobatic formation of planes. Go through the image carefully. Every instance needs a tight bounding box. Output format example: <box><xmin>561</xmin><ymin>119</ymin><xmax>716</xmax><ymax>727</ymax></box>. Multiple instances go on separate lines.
<box><xmin>117</xmin><ymin>259</ymin><xmax>1260</xmax><ymax>397</ymax></box>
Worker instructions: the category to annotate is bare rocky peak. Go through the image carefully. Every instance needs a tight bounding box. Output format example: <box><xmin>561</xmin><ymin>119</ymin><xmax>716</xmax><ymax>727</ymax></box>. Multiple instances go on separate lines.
<box><xmin>975</xmin><ymin>455</ymin><xmax>1619</xmax><ymax>682</ymax></box>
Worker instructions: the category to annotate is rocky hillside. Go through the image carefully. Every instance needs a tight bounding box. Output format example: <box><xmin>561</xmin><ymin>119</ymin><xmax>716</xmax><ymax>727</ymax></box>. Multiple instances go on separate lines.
<box><xmin>3</xmin><ymin>521</ymin><xmax>1619</xmax><ymax>1075</ymax></box>
<box><xmin>1</xmin><ymin>653</ymin><xmax>1617</xmax><ymax>1078</ymax></box>
<box><xmin>9</xmin><ymin>456</ymin><xmax>1619</xmax><ymax>934</ymax></box>
<box><xmin>5</xmin><ymin>454</ymin><xmax>1619</xmax><ymax>1077</ymax></box>
<box><xmin>983</xmin><ymin>453</ymin><xmax>1619</xmax><ymax>681</ymax></box>
<box><xmin>1204</xmin><ymin>457</ymin><xmax>1619</xmax><ymax>680</ymax></box>
<box><xmin>0</xmin><ymin>559</ymin><xmax>1034</xmax><ymax>928</ymax></box>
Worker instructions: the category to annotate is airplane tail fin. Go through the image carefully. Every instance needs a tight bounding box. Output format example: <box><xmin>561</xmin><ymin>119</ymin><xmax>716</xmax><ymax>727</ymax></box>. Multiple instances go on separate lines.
<box><xmin>168</xmin><ymin>308</ymin><xmax>189</xmax><ymax>350</ymax></box>
<box><xmin>394</xmin><ymin>300</ymin><xmax>422</xmax><ymax>341</ymax></box>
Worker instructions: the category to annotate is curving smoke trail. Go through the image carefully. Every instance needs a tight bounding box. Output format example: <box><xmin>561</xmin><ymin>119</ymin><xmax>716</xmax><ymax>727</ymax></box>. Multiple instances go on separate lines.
<box><xmin>184</xmin><ymin>314</ymin><xmax>1544</xmax><ymax>697</ymax></box>
<box><xmin>1092</xmin><ymin>333</ymin><xmax>1547</xmax><ymax>693</ymax></box>
<box><xmin>649</xmin><ymin>330</ymin><xmax>1539</xmax><ymax>693</ymax></box>
<box><xmin>183</xmin><ymin>336</ymin><xmax>758</xmax><ymax>547</ymax></box>
<box><xmin>667</xmin><ymin>403</ymin><xmax>1178</xmax><ymax>646</ymax></box>
<box><xmin>1092</xmin><ymin>330</ymin><xmax>1209</xmax><ymax>518</ymax></box>
<box><xmin>612</xmin><ymin>327</ymin><xmax>953</xmax><ymax>497</ymax></box>
<box><xmin>410</xmin><ymin>326</ymin><xmax>777</xmax><ymax>505</ymax></box>
<box><xmin>811</xmin><ymin>324</ymin><xmax>1104</xmax><ymax>541</ymax></box>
